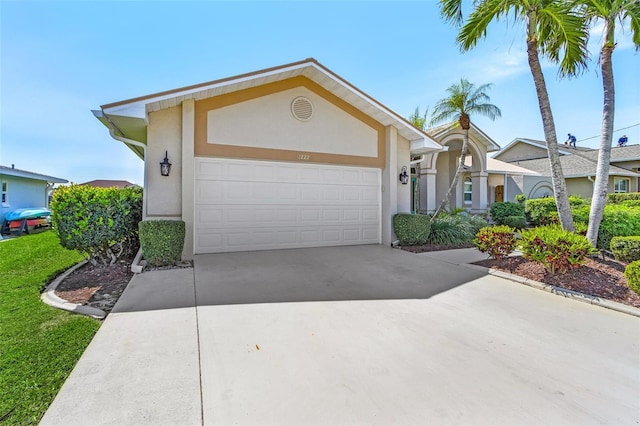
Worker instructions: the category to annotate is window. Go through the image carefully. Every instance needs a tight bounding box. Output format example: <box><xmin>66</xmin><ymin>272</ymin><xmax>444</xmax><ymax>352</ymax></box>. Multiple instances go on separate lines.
<box><xmin>463</xmin><ymin>177</ymin><xmax>472</xmax><ymax>203</ymax></box>
<box><xmin>1</xmin><ymin>181</ymin><xmax>7</xmax><ymax>204</ymax></box>
<box><xmin>614</xmin><ymin>178</ymin><xmax>629</xmax><ymax>193</ymax></box>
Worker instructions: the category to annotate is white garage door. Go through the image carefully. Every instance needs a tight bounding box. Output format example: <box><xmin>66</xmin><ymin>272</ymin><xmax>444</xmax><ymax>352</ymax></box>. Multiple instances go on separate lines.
<box><xmin>194</xmin><ymin>158</ymin><xmax>381</xmax><ymax>254</ymax></box>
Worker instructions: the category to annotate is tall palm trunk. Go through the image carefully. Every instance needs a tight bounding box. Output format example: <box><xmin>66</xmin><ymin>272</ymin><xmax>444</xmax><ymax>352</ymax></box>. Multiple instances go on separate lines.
<box><xmin>526</xmin><ymin>25</ymin><xmax>574</xmax><ymax>232</ymax></box>
<box><xmin>587</xmin><ymin>20</ymin><xmax>616</xmax><ymax>247</ymax></box>
<box><xmin>432</xmin><ymin>127</ymin><xmax>469</xmax><ymax>220</ymax></box>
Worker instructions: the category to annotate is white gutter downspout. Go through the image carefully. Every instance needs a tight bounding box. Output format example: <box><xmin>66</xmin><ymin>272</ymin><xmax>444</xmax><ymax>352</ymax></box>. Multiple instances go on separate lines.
<box><xmin>587</xmin><ymin>175</ymin><xmax>595</xmax><ymax>192</ymax></box>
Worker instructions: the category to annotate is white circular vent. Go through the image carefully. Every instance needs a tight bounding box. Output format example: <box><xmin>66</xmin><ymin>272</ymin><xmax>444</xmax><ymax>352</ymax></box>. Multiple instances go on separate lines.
<box><xmin>291</xmin><ymin>97</ymin><xmax>313</xmax><ymax>121</ymax></box>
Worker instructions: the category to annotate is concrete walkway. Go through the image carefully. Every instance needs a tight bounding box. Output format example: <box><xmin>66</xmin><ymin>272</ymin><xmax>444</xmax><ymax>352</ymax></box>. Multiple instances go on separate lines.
<box><xmin>41</xmin><ymin>246</ymin><xmax>640</xmax><ymax>425</ymax></box>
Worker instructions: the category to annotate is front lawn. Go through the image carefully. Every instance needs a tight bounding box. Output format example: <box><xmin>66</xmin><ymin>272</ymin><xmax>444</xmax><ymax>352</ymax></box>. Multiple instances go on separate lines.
<box><xmin>0</xmin><ymin>231</ymin><xmax>100</xmax><ymax>425</ymax></box>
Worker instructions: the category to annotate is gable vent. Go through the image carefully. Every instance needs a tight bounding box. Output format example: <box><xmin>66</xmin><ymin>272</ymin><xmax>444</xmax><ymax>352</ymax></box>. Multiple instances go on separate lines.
<box><xmin>291</xmin><ymin>97</ymin><xmax>313</xmax><ymax>121</ymax></box>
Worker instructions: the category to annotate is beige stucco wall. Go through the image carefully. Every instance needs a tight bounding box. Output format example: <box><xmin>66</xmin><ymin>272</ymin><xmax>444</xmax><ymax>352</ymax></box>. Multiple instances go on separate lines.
<box><xmin>397</xmin><ymin>135</ymin><xmax>411</xmax><ymax>213</ymax></box>
<box><xmin>566</xmin><ymin>178</ymin><xmax>593</xmax><ymax>198</ymax></box>
<box><xmin>488</xmin><ymin>174</ymin><xmax>505</xmax><ymax>204</ymax></box>
<box><xmin>146</xmin><ymin>106</ymin><xmax>183</xmax><ymax>217</ymax></box>
<box><xmin>494</xmin><ymin>143</ymin><xmax>548</xmax><ymax>163</ymax></box>
<box><xmin>206</xmin><ymin>87</ymin><xmax>378</xmax><ymax>158</ymax></box>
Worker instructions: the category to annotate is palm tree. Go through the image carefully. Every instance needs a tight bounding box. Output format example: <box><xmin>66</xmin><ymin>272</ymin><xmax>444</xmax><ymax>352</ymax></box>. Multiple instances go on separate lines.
<box><xmin>408</xmin><ymin>106</ymin><xmax>429</xmax><ymax>131</ymax></box>
<box><xmin>429</xmin><ymin>78</ymin><xmax>501</xmax><ymax>219</ymax></box>
<box><xmin>440</xmin><ymin>0</ymin><xmax>589</xmax><ymax>231</ymax></box>
<box><xmin>581</xmin><ymin>0</ymin><xmax>640</xmax><ymax>247</ymax></box>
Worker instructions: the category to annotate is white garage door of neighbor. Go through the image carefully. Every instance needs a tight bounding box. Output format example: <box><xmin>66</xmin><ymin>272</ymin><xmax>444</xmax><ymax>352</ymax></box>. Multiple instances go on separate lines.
<box><xmin>194</xmin><ymin>158</ymin><xmax>381</xmax><ymax>254</ymax></box>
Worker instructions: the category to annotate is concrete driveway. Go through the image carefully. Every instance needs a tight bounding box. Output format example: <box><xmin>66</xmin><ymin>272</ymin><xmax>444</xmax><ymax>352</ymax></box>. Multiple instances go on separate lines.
<box><xmin>42</xmin><ymin>245</ymin><xmax>640</xmax><ymax>425</ymax></box>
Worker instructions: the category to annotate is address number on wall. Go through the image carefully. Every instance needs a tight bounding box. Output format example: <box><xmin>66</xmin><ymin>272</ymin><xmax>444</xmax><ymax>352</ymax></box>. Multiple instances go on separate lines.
<box><xmin>298</xmin><ymin>154</ymin><xmax>310</xmax><ymax>160</ymax></box>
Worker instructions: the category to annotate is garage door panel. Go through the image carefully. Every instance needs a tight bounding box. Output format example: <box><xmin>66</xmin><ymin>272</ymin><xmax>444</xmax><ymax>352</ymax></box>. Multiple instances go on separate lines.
<box><xmin>195</xmin><ymin>158</ymin><xmax>381</xmax><ymax>253</ymax></box>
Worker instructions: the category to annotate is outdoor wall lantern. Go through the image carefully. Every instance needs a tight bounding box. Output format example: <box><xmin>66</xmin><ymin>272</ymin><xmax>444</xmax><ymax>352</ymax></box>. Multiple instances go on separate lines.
<box><xmin>399</xmin><ymin>166</ymin><xmax>409</xmax><ymax>185</ymax></box>
<box><xmin>160</xmin><ymin>151</ymin><xmax>172</xmax><ymax>177</ymax></box>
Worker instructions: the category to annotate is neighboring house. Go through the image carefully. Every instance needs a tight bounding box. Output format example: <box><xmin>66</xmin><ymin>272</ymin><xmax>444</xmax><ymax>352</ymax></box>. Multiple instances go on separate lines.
<box><xmin>93</xmin><ymin>58</ymin><xmax>444</xmax><ymax>257</ymax></box>
<box><xmin>413</xmin><ymin>123</ymin><xmax>538</xmax><ymax>213</ymax></box>
<box><xmin>0</xmin><ymin>165</ymin><xmax>68</xmax><ymax>218</ymax></box>
<box><xmin>81</xmin><ymin>179</ymin><xmax>137</xmax><ymax>189</ymax></box>
<box><xmin>493</xmin><ymin>138</ymin><xmax>640</xmax><ymax>199</ymax></box>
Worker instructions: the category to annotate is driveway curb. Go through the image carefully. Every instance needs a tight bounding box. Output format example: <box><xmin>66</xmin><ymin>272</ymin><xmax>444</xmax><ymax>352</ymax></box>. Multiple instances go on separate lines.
<box><xmin>41</xmin><ymin>260</ymin><xmax>106</xmax><ymax>319</ymax></box>
<box><xmin>464</xmin><ymin>263</ymin><xmax>640</xmax><ymax>318</ymax></box>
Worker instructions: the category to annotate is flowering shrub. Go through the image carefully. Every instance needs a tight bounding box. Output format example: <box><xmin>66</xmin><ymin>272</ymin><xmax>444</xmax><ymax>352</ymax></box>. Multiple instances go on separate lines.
<box><xmin>520</xmin><ymin>226</ymin><xmax>596</xmax><ymax>274</ymax></box>
<box><xmin>474</xmin><ymin>225</ymin><xmax>517</xmax><ymax>260</ymax></box>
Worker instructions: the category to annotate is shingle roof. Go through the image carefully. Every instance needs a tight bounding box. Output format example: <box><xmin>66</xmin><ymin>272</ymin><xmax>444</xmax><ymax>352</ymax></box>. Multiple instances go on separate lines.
<box><xmin>80</xmin><ymin>179</ymin><xmax>137</xmax><ymax>188</ymax></box>
<box><xmin>516</xmin><ymin>155</ymin><xmax>640</xmax><ymax>178</ymax></box>
<box><xmin>576</xmin><ymin>144</ymin><xmax>640</xmax><ymax>162</ymax></box>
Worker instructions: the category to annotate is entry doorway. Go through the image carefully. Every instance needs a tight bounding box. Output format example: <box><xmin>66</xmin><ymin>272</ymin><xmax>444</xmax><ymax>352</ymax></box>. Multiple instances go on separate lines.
<box><xmin>495</xmin><ymin>185</ymin><xmax>504</xmax><ymax>203</ymax></box>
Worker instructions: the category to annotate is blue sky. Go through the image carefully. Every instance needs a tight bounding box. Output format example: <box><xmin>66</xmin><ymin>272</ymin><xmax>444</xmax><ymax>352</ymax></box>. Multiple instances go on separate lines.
<box><xmin>1</xmin><ymin>1</ymin><xmax>638</xmax><ymax>186</ymax></box>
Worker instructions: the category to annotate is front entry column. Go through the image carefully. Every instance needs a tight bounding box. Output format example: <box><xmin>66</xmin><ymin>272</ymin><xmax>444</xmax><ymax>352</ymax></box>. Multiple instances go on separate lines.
<box><xmin>420</xmin><ymin>169</ymin><xmax>437</xmax><ymax>213</ymax></box>
<box><xmin>382</xmin><ymin>126</ymin><xmax>398</xmax><ymax>245</ymax></box>
<box><xmin>471</xmin><ymin>171</ymin><xmax>488</xmax><ymax>213</ymax></box>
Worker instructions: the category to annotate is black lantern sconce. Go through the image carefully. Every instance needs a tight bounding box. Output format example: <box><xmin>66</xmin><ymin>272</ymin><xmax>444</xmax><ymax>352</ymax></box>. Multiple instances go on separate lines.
<box><xmin>399</xmin><ymin>166</ymin><xmax>409</xmax><ymax>185</ymax></box>
<box><xmin>160</xmin><ymin>151</ymin><xmax>172</xmax><ymax>177</ymax></box>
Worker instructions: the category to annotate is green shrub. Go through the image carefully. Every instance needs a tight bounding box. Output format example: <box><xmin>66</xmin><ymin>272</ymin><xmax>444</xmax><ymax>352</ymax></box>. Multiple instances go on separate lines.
<box><xmin>573</xmin><ymin>221</ymin><xmax>588</xmax><ymax>236</ymax></box>
<box><xmin>467</xmin><ymin>215</ymin><xmax>490</xmax><ymax>234</ymax></box>
<box><xmin>50</xmin><ymin>185</ymin><xmax>142</xmax><ymax>265</ymax></box>
<box><xmin>393</xmin><ymin>214</ymin><xmax>431</xmax><ymax>245</ymax></box>
<box><xmin>622</xmin><ymin>200</ymin><xmax>640</xmax><ymax>208</ymax></box>
<box><xmin>525</xmin><ymin>196</ymin><xmax>587</xmax><ymax>226</ymax></box>
<box><xmin>610</xmin><ymin>236</ymin><xmax>640</xmax><ymax>263</ymax></box>
<box><xmin>490</xmin><ymin>202</ymin><xmax>525</xmax><ymax>225</ymax></box>
<box><xmin>515</xmin><ymin>194</ymin><xmax>527</xmax><ymax>204</ymax></box>
<box><xmin>607</xmin><ymin>192</ymin><xmax>640</xmax><ymax>204</ymax></box>
<box><xmin>428</xmin><ymin>215</ymin><xmax>475</xmax><ymax>245</ymax></box>
<box><xmin>525</xmin><ymin>198</ymin><xmax>557</xmax><ymax>226</ymax></box>
<box><xmin>597</xmin><ymin>205</ymin><xmax>640</xmax><ymax>250</ymax></box>
<box><xmin>501</xmin><ymin>215</ymin><xmax>528</xmax><ymax>229</ymax></box>
<box><xmin>474</xmin><ymin>225</ymin><xmax>517</xmax><ymax>259</ymax></box>
<box><xmin>568</xmin><ymin>195</ymin><xmax>588</xmax><ymax>207</ymax></box>
<box><xmin>624</xmin><ymin>261</ymin><xmax>640</xmax><ymax>295</ymax></box>
<box><xmin>571</xmin><ymin>205</ymin><xmax>590</xmax><ymax>224</ymax></box>
<box><xmin>138</xmin><ymin>220</ymin><xmax>186</xmax><ymax>267</ymax></box>
<box><xmin>520</xmin><ymin>225</ymin><xmax>596</xmax><ymax>274</ymax></box>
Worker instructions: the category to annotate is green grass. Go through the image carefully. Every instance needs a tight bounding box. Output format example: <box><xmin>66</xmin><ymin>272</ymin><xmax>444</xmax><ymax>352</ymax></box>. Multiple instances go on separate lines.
<box><xmin>0</xmin><ymin>231</ymin><xmax>100</xmax><ymax>425</ymax></box>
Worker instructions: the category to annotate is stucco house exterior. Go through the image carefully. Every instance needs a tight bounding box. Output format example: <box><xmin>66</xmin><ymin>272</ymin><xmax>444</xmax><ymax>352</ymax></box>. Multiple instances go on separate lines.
<box><xmin>412</xmin><ymin>124</ymin><xmax>539</xmax><ymax>213</ymax></box>
<box><xmin>0</xmin><ymin>165</ymin><xmax>68</xmax><ymax>219</ymax></box>
<box><xmin>493</xmin><ymin>138</ymin><xmax>640</xmax><ymax>199</ymax></box>
<box><xmin>94</xmin><ymin>59</ymin><xmax>451</xmax><ymax>258</ymax></box>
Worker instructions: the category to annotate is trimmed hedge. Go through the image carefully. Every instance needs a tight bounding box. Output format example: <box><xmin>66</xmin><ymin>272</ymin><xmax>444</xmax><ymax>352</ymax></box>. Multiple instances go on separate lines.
<box><xmin>607</xmin><ymin>192</ymin><xmax>640</xmax><ymax>204</ymax></box>
<box><xmin>610</xmin><ymin>236</ymin><xmax>640</xmax><ymax>263</ymax></box>
<box><xmin>50</xmin><ymin>185</ymin><xmax>142</xmax><ymax>265</ymax></box>
<box><xmin>520</xmin><ymin>225</ymin><xmax>596</xmax><ymax>274</ymax></box>
<box><xmin>490</xmin><ymin>202</ymin><xmax>525</xmax><ymax>225</ymax></box>
<box><xmin>596</xmin><ymin>205</ymin><xmax>640</xmax><ymax>250</ymax></box>
<box><xmin>139</xmin><ymin>220</ymin><xmax>186</xmax><ymax>267</ymax></box>
<box><xmin>525</xmin><ymin>195</ymin><xmax>587</xmax><ymax>226</ymax></box>
<box><xmin>624</xmin><ymin>261</ymin><xmax>640</xmax><ymax>295</ymax></box>
<box><xmin>474</xmin><ymin>225</ymin><xmax>517</xmax><ymax>259</ymax></box>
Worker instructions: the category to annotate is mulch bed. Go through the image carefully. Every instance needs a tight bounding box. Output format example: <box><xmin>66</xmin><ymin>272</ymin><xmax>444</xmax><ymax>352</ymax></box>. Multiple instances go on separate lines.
<box><xmin>475</xmin><ymin>255</ymin><xmax>640</xmax><ymax>309</ymax></box>
<box><xmin>54</xmin><ymin>257</ymin><xmax>134</xmax><ymax>314</ymax></box>
<box><xmin>402</xmin><ymin>243</ymin><xmax>639</xmax><ymax>309</ymax></box>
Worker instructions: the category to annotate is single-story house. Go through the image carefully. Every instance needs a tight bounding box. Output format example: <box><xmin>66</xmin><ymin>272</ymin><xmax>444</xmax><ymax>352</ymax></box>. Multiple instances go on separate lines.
<box><xmin>94</xmin><ymin>58</ymin><xmax>450</xmax><ymax>257</ymax></box>
<box><xmin>81</xmin><ymin>179</ymin><xmax>137</xmax><ymax>189</ymax></box>
<box><xmin>493</xmin><ymin>138</ymin><xmax>640</xmax><ymax>199</ymax></box>
<box><xmin>0</xmin><ymin>164</ymin><xmax>68</xmax><ymax>219</ymax></box>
